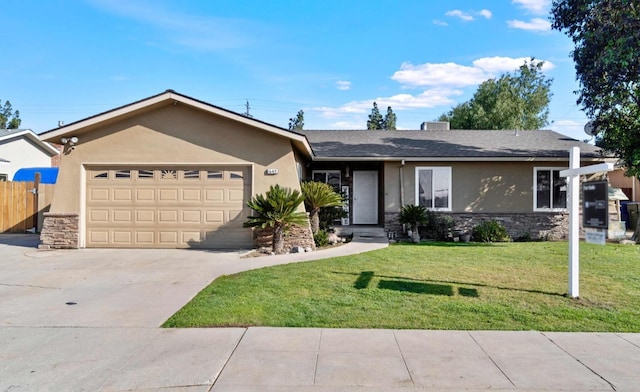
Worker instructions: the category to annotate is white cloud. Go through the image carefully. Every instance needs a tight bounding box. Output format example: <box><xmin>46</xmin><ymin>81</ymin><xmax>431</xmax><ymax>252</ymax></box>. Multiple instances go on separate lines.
<box><xmin>473</xmin><ymin>56</ymin><xmax>555</xmax><ymax>73</ymax></box>
<box><xmin>507</xmin><ymin>18</ymin><xmax>552</xmax><ymax>32</ymax></box>
<box><xmin>392</xmin><ymin>62</ymin><xmax>489</xmax><ymax>88</ymax></box>
<box><xmin>330</xmin><ymin>121</ymin><xmax>364</xmax><ymax>130</ymax></box>
<box><xmin>479</xmin><ymin>9</ymin><xmax>493</xmax><ymax>19</ymax></box>
<box><xmin>445</xmin><ymin>9</ymin><xmax>492</xmax><ymax>21</ymax></box>
<box><xmin>446</xmin><ymin>10</ymin><xmax>474</xmax><ymax>21</ymax></box>
<box><xmin>336</xmin><ymin>81</ymin><xmax>351</xmax><ymax>91</ymax></box>
<box><xmin>432</xmin><ymin>20</ymin><xmax>448</xmax><ymax>26</ymax></box>
<box><xmin>313</xmin><ymin>88</ymin><xmax>463</xmax><ymax>118</ymax></box>
<box><xmin>512</xmin><ymin>0</ymin><xmax>551</xmax><ymax>15</ymax></box>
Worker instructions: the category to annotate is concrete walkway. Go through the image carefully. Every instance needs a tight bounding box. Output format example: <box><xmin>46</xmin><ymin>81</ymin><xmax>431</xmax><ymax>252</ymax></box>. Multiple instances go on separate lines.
<box><xmin>1</xmin><ymin>234</ymin><xmax>639</xmax><ymax>391</ymax></box>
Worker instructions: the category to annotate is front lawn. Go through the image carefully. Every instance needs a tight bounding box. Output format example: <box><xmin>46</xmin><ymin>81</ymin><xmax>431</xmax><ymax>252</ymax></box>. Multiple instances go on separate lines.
<box><xmin>163</xmin><ymin>242</ymin><xmax>640</xmax><ymax>331</ymax></box>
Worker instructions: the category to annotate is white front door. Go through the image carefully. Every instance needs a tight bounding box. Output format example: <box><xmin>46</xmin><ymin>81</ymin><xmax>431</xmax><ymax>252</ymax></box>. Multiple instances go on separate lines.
<box><xmin>353</xmin><ymin>171</ymin><xmax>378</xmax><ymax>224</ymax></box>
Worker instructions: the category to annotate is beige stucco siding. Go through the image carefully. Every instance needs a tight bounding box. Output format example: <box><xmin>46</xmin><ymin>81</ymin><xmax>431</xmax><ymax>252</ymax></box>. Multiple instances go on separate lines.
<box><xmin>50</xmin><ymin>103</ymin><xmax>302</xmax><ymax>214</ymax></box>
<box><xmin>385</xmin><ymin>161</ymin><xmax>570</xmax><ymax>213</ymax></box>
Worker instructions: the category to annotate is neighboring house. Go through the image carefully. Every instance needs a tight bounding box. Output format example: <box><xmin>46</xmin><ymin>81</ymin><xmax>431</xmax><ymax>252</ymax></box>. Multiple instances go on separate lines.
<box><xmin>0</xmin><ymin>129</ymin><xmax>60</xmax><ymax>181</ymax></box>
<box><xmin>38</xmin><ymin>90</ymin><xmax>611</xmax><ymax>249</ymax></box>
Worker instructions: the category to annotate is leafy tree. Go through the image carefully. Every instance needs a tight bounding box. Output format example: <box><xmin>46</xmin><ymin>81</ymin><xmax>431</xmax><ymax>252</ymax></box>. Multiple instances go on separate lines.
<box><xmin>288</xmin><ymin>110</ymin><xmax>304</xmax><ymax>131</ymax></box>
<box><xmin>399</xmin><ymin>204</ymin><xmax>428</xmax><ymax>242</ymax></box>
<box><xmin>551</xmin><ymin>0</ymin><xmax>640</xmax><ymax>241</ymax></box>
<box><xmin>1</xmin><ymin>100</ymin><xmax>21</xmax><ymax>129</ymax></box>
<box><xmin>367</xmin><ymin>102</ymin><xmax>384</xmax><ymax>129</ymax></box>
<box><xmin>383</xmin><ymin>106</ymin><xmax>397</xmax><ymax>130</ymax></box>
<box><xmin>301</xmin><ymin>181</ymin><xmax>343</xmax><ymax>234</ymax></box>
<box><xmin>438</xmin><ymin>59</ymin><xmax>552</xmax><ymax>130</ymax></box>
<box><xmin>367</xmin><ymin>102</ymin><xmax>397</xmax><ymax>130</ymax></box>
<box><xmin>243</xmin><ymin>184</ymin><xmax>308</xmax><ymax>255</ymax></box>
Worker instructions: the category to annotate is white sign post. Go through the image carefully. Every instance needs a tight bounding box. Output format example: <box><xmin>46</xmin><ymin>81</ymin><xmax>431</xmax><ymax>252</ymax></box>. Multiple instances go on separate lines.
<box><xmin>559</xmin><ymin>147</ymin><xmax>614</xmax><ymax>298</ymax></box>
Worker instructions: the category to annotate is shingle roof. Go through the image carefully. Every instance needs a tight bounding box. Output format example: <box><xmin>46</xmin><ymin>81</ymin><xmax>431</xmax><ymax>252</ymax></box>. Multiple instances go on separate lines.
<box><xmin>300</xmin><ymin>129</ymin><xmax>605</xmax><ymax>160</ymax></box>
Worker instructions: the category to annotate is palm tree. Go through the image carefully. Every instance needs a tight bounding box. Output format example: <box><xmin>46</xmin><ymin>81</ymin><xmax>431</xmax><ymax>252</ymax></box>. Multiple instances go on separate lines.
<box><xmin>301</xmin><ymin>181</ymin><xmax>344</xmax><ymax>234</ymax></box>
<box><xmin>399</xmin><ymin>204</ymin><xmax>428</xmax><ymax>242</ymax></box>
<box><xmin>244</xmin><ymin>184</ymin><xmax>308</xmax><ymax>255</ymax></box>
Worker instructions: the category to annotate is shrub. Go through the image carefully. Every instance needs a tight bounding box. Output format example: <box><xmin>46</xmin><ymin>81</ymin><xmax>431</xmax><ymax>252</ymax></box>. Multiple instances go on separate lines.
<box><xmin>472</xmin><ymin>220</ymin><xmax>511</xmax><ymax>242</ymax></box>
<box><xmin>420</xmin><ymin>211</ymin><xmax>455</xmax><ymax>241</ymax></box>
<box><xmin>319</xmin><ymin>205</ymin><xmax>348</xmax><ymax>230</ymax></box>
<box><xmin>314</xmin><ymin>229</ymin><xmax>330</xmax><ymax>247</ymax></box>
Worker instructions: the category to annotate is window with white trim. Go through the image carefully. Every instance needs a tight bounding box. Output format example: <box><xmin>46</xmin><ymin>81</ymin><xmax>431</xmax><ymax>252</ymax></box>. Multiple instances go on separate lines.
<box><xmin>534</xmin><ymin>168</ymin><xmax>567</xmax><ymax>210</ymax></box>
<box><xmin>312</xmin><ymin>170</ymin><xmax>341</xmax><ymax>193</ymax></box>
<box><xmin>415</xmin><ymin>167</ymin><xmax>452</xmax><ymax>211</ymax></box>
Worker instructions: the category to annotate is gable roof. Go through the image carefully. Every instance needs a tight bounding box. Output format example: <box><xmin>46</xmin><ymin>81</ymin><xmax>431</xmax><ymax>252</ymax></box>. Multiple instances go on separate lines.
<box><xmin>0</xmin><ymin>129</ymin><xmax>60</xmax><ymax>156</ymax></box>
<box><xmin>39</xmin><ymin>90</ymin><xmax>313</xmax><ymax>159</ymax></box>
<box><xmin>301</xmin><ymin>129</ymin><xmax>607</xmax><ymax>161</ymax></box>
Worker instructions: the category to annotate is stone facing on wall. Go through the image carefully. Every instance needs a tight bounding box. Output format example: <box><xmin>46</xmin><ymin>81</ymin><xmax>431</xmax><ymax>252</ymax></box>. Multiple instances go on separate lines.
<box><xmin>385</xmin><ymin>211</ymin><xmax>569</xmax><ymax>241</ymax></box>
<box><xmin>253</xmin><ymin>219</ymin><xmax>316</xmax><ymax>253</ymax></box>
<box><xmin>39</xmin><ymin>212</ymin><xmax>79</xmax><ymax>249</ymax></box>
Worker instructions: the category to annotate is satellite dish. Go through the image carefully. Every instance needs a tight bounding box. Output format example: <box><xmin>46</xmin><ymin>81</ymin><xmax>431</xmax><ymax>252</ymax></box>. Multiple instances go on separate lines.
<box><xmin>584</xmin><ymin>121</ymin><xmax>597</xmax><ymax>136</ymax></box>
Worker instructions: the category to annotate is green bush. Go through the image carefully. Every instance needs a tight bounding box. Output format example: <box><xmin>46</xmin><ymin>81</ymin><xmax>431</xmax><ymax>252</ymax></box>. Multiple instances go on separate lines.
<box><xmin>472</xmin><ymin>220</ymin><xmax>511</xmax><ymax>242</ymax></box>
<box><xmin>420</xmin><ymin>211</ymin><xmax>455</xmax><ymax>241</ymax></box>
<box><xmin>318</xmin><ymin>205</ymin><xmax>348</xmax><ymax>230</ymax></box>
<box><xmin>314</xmin><ymin>229</ymin><xmax>330</xmax><ymax>247</ymax></box>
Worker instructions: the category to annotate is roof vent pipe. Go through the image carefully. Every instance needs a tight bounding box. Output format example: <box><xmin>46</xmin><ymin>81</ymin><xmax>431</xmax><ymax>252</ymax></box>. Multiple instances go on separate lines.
<box><xmin>420</xmin><ymin>121</ymin><xmax>450</xmax><ymax>131</ymax></box>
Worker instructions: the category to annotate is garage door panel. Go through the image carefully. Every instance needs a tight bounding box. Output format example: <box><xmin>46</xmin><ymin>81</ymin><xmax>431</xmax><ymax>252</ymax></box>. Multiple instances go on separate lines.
<box><xmin>182</xmin><ymin>189</ymin><xmax>201</xmax><ymax>202</ymax></box>
<box><xmin>182</xmin><ymin>210</ymin><xmax>201</xmax><ymax>223</ymax></box>
<box><xmin>159</xmin><ymin>188</ymin><xmax>178</xmax><ymax>202</ymax></box>
<box><xmin>113</xmin><ymin>188</ymin><xmax>133</xmax><ymax>201</ymax></box>
<box><xmin>86</xmin><ymin>167</ymin><xmax>252</xmax><ymax>248</ymax></box>
<box><xmin>136</xmin><ymin>189</ymin><xmax>155</xmax><ymax>201</ymax></box>
<box><xmin>135</xmin><ymin>210</ymin><xmax>155</xmax><ymax>223</ymax></box>
<box><xmin>90</xmin><ymin>188</ymin><xmax>110</xmax><ymax>202</ymax></box>
<box><xmin>113</xmin><ymin>231</ymin><xmax>133</xmax><ymax>244</ymax></box>
<box><xmin>112</xmin><ymin>209</ymin><xmax>132</xmax><ymax>223</ymax></box>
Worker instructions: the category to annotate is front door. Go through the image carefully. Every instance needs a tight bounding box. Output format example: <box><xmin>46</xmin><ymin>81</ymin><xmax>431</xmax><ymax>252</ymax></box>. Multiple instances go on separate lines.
<box><xmin>353</xmin><ymin>171</ymin><xmax>378</xmax><ymax>224</ymax></box>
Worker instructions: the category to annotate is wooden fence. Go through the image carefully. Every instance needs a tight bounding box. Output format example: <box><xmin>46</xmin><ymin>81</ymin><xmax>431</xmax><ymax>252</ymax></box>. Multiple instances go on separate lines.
<box><xmin>0</xmin><ymin>181</ymin><xmax>55</xmax><ymax>233</ymax></box>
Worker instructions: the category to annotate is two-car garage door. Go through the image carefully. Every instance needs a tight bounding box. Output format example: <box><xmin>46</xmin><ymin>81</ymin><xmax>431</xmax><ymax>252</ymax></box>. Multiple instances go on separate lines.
<box><xmin>85</xmin><ymin>166</ymin><xmax>252</xmax><ymax>248</ymax></box>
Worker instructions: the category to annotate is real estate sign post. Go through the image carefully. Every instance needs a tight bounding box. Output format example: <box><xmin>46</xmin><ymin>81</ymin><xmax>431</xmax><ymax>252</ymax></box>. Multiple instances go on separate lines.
<box><xmin>560</xmin><ymin>147</ymin><xmax>614</xmax><ymax>298</ymax></box>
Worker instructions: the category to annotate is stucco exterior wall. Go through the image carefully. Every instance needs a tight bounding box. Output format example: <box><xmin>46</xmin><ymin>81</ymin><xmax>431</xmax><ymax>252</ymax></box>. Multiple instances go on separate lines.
<box><xmin>50</xmin><ymin>103</ymin><xmax>304</xmax><ymax>214</ymax></box>
<box><xmin>385</xmin><ymin>161</ymin><xmax>570</xmax><ymax>213</ymax></box>
<box><xmin>0</xmin><ymin>137</ymin><xmax>55</xmax><ymax>180</ymax></box>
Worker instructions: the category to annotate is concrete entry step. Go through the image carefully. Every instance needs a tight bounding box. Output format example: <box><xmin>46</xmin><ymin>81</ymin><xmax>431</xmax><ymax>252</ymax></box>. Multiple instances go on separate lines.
<box><xmin>333</xmin><ymin>225</ymin><xmax>388</xmax><ymax>240</ymax></box>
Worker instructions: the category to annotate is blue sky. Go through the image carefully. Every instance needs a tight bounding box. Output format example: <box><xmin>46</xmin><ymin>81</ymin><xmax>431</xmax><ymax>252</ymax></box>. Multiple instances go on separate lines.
<box><xmin>3</xmin><ymin>0</ymin><xmax>590</xmax><ymax>140</ymax></box>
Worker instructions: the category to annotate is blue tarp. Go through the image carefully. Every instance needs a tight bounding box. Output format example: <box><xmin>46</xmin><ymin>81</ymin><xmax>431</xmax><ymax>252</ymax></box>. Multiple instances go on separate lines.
<box><xmin>12</xmin><ymin>167</ymin><xmax>59</xmax><ymax>184</ymax></box>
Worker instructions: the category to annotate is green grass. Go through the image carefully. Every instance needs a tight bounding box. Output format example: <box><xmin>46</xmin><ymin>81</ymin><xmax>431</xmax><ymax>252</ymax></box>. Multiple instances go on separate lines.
<box><xmin>163</xmin><ymin>242</ymin><xmax>640</xmax><ymax>331</ymax></box>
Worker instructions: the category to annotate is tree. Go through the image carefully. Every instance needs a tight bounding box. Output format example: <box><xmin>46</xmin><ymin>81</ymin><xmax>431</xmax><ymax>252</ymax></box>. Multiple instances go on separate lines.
<box><xmin>367</xmin><ymin>102</ymin><xmax>397</xmax><ymax>130</ymax></box>
<box><xmin>288</xmin><ymin>110</ymin><xmax>304</xmax><ymax>131</ymax></box>
<box><xmin>1</xmin><ymin>100</ymin><xmax>21</xmax><ymax>129</ymax></box>
<box><xmin>243</xmin><ymin>184</ymin><xmax>309</xmax><ymax>255</ymax></box>
<box><xmin>383</xmin><ymin>106</ymin><xmax>397</xmax><ymax>130</ymax></box>
<box><xmin>301</xmin><ymin>181</ymin><xmax>343</xmax><ymax>234</ymax></box>
<box><xmin>438</xmin><ymin>59</ymin><xmax>552</xmax><ymax>130</ymax></box>
<box><xmin>367</xmin><ymin>102</ymin><xmax>384</xmax><ymax>129</ymax></box>
<box><xmin>551</xmin><ymin>0</ymin><xmax>640</xmax><ymax>242</ymax></box>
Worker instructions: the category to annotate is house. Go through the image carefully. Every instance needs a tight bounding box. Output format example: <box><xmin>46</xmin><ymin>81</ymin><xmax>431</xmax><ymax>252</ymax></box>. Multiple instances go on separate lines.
<box><xmin>38</xmin><ymin>90</ymin><xmax>610</xmax><ymax>249</ymax></box>
<box><xmin>0</xmin><ymin>129</ymin><xmax>60</xmax><ymax>181</ymax></box>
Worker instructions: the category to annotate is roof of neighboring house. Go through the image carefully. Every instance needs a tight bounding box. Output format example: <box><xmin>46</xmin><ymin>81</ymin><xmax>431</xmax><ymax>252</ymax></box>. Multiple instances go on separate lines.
<box><xmin>0</xmin><ymin>129</ymin><xmax>60</xmax><ymax>156</ymax></box>
<box><xmin>301</xmin><ymin>129</ymin><xmax>607</xmax><ymax>161</ymax></box>
<box><xmin>39</xmin><ymin>90</ymin><xmax>313</xmax><ymax>159</ymax></box>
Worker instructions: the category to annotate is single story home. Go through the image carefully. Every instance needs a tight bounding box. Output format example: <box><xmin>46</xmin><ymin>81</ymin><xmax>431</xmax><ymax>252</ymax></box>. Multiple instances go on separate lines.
<box><xmin>38</xmin><ymin>90</ymin><xmax>610</xmax><ymax>249</ymax></box>
<box><xmin>0</xmin><ymin>129</ymin><xmax>60</xmax><ymax>181</ymax></box>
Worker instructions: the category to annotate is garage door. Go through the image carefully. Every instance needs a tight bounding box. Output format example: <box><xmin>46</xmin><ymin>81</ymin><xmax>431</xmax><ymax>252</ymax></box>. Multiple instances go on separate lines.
<box><xmin>86</xmin><ymin>167</ymin><xmax>252</xmax><ymax>248</ymax></box>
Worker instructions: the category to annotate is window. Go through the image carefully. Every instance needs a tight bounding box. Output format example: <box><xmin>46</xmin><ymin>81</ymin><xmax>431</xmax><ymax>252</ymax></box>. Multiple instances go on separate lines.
<box><xmin>183</xmin><ymin>170</ymin><xmax>200</xmax><ymax>180</ymax></box>
<box><xmin>312</xmin><ymin>170</ymin><xmax>341</xmax><ymax>192</ymax></box>
<box><xmin>92</xmin><ymin>171</ymin><xmax>108</xmax><ymax>179</ymax></box>
<box><xmin>534</xmin><ymin>168</ymin><xmax>567</xmax><ymax>210</ymax></box>
<box><xmin>415</xmin><ymin>167</ymin><xmax>451</xmax><ymax>211</ymax></box>
<box><xmin>137</xmin><ymin>169</ymin><xmax>154</xmax><ymax>179</ymax></box>
<box><xmin>114</xmin><ymin>170</ymin><xmax>131</xmax><ymax>179</ymax></box>
<box><xmin>229</xmin><ymin>171</ymin><xmax>244</xmax><ymax>180</ymax></box>
<box><xmin>0</xmin><ymin>173</ymin><xmax>7</xmax><ymax>181</ymax></box>
<box><xmin>207</xmin><ymin>170</ymin><xmax>223</xmax><ymax>179</ymax></box>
